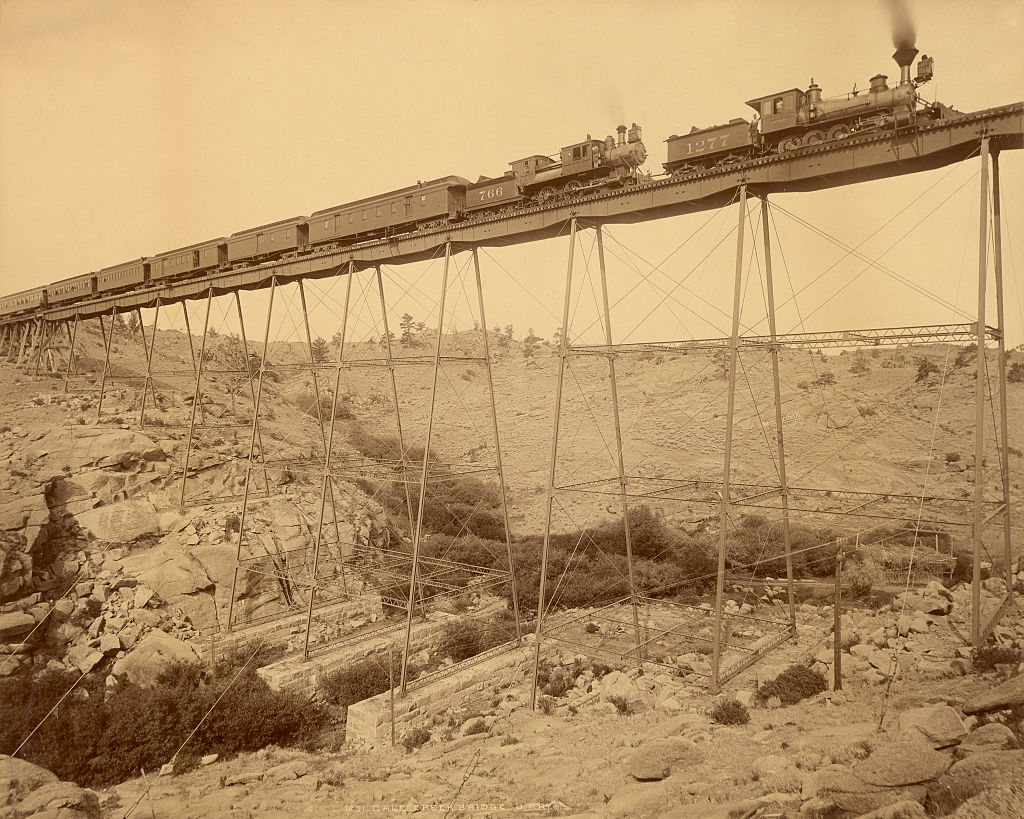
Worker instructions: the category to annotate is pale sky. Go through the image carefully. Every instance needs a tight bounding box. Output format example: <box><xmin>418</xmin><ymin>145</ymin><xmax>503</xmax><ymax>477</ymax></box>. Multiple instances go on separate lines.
<box><xmin>1</xmin><ymin>0</ymin><xmax>1023</xmax><ymax>345</ymax></box>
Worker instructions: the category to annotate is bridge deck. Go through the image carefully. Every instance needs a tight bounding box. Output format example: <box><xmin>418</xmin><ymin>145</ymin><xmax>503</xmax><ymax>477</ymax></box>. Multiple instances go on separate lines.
<box><xmin>3</xmin><ymin>102</ymin><xmax>1021</xmax><ymax>326</ymax></box>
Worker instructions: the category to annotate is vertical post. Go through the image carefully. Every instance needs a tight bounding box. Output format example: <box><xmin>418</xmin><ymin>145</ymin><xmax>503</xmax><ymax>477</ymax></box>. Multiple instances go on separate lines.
<box><xmin>376</xmin><ymin>266</ymin><xmax>418</xmax><ymax>540</ymax></box>
<box><xmin>96</xmin><ymin>308</ymin><xmax>117</xmax><ymax>421</ymax></box>
<box><xmin>400</xmin><ymin>243</ymin><xmax>452</xmax><ymax>694</ymax></box>
<box><xmin>138</xmin><ymin>303</ymin><xmax>160</xmax><ymax>427</ymax></box>
<box><xmin>760</xmin><ymin>197</ymin><xmax>797</xmax><ymax>632</ymax></box>
<box><xmin>179</xmin><ymin>290</ymin><xmax>213</xmax><ymax>508</ymax></box>
<box><xmin>32</xmin><ymin>319</ymin><xmax>48</xmax><ymax>378</ymax></box>
<box><xmin>711</xmin><ymin>184</ymin><xmax>748</xmax><ymax>693</ymax></box>
<box><xmin>16</xmin><ymin>322</ymin><xmax>30</xmax><ymax>365</ymax></box>
<box><xmin>302</xmin><ymin>271</ymin><xmax>353</xmax><ymax>660</ymax></box>
<box><xmin>64</xmin><ymin>315</ymin><xmax>79</xmax><ymax>391</ymax></box>
<box><xmin>531</xmin><ymin>218</ymin><xmax>577</xmax><ymax>709</ymax></box>
<box><xmin>389</xmin><ymin>648</ymin><xmax>396</xmax><ymax>747</ymax></box>
<box><xmin>833</xmin><ymin>544</ymin><xmax>843</xmax><ymax>691</ymax></box>
<box><xmin>595</xmin><ymin>227</ymin><xmax>642</xmax><ymax>656</ymax></box>
<box><xmin>471</xmin><ymin>249</ymin><xmax>522</xmax><ymax>640</ymax></box>
<box><xmin>296</xmin><ymin>278</ymin><xmax>346</xmax><ymax>559</ymax></box>
<box><xmin>971</xmin><ymin>139</ymin><xmax>990</xmax><ymax>648</ymax></box>
<box><xmin>233</xmin><ymin>291</ymin><xmax>271</xmax><ymax>494</ymax></box>
<box><xmin>227</xmin><ymin>279</ymin><xmax>277</xmax><ymax>632</ymax></box>
<box><xmin>990</xmin><ymin>150</ymin><xmax>1013</xmax><ymax>599</ymax></box>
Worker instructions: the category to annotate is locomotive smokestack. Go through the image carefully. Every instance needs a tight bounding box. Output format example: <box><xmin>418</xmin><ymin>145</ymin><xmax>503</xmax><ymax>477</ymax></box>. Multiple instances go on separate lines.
<box><xmin>617</xmin><ymin>124</ymin><xmax>627</xmax><ymax>145</ymax></box>
<box><xmin>893</xmin><ymin>45</ymin><xmax>919</xmax><ymax>85</ymax></box>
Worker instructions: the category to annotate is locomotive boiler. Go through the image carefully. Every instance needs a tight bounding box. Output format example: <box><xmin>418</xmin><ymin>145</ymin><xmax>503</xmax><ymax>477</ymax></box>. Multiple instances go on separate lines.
<box><xmin>465</xmin><ymin>123</ymin><xmax>648</xmax><ymax>214</ymax></box>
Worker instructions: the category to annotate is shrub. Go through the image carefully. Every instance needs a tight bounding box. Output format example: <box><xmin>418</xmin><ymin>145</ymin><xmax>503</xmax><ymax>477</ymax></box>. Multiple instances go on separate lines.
<box><xmin>0</xmin><ymin>664</ymin><xmax>323</xmax><ymax>789</ymax></box>
<box><xmin>319</xmin><ymin>656</ymin><xmax>393</xmax><ymax>715</ymax></box>
<box><xmin>973</xmin><ymin>645</ymin><xmax>1021</xmax><ymax>673</ymax></box>
<box><xmin>437</xmin><ymin>614</ymin><xmax>514</xmax><ymax>664</ymax></box>
<box><xmin>812</xmin><ymin>372</ymin><xmax>835</xmax><ymax>388</ymax></box>
<box><xmin>1009</xmin><ymin>362</ymin><xmax>1024</xmax><ymax>383</ymax></box>
<box><xmin>945</xmin><ymin>451</ymin><xmax>961</xmax><ymax>463</ymax></box>
<box><xmin>608</xmin><ymin>695</ymin><xmax>633</xmax><ymax>715</ymax></box>
<box><xmin>711</xmin><ymin>697</ymin><xmax>750</xmax><ymax>725</ymax></box>
<box><xmin>915</xmin><ymin>357</ymin><xmax>940</xmax><ymax>383</ymax></box>
<box><xmin>536</xmin><ymin>662</ymin><xmax>575</xmax><ymax>698</ymax></box>
<box><xmin>954</xmin><ymin>344</ymin><xmax>977</xmax><ymax>368</ymax></box>
<box><xmin>402</xmin><ymin>727</ymin><xmax>431</xmax><ymax>752</ymax></box>
<box><xmin>756</xmin><ymin>664</ymin><xmax>827</xmax><ymax>706</ymax></box>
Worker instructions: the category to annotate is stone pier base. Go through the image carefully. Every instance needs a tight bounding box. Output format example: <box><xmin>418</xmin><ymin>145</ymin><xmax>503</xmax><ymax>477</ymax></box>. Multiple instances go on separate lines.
<box><xmin>346</xmin><ymin>643</ymin><xmax>532</xmax><ymax>746</ymax></box>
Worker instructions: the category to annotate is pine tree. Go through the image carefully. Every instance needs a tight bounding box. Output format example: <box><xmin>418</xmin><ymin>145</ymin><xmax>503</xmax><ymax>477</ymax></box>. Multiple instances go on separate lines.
<box><xmin>400</xmin><ymin>313</ymin><xmax>416</xmax><ymax>347</ymax></box>
<box><xmin>311</xmin><ymin>336</ymin><xmax>330</xmax><ymax>364</ymax></box>
<box><xmin>523</xmin><ymin>328</ymin><xmax>541</xmax><ymax>358</ymax></box>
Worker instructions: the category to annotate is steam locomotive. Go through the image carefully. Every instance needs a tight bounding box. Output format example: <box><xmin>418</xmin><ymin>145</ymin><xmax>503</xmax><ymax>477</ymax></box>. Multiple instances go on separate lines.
<box><xmin>1</xmin><ymin>47</ymin><xmax>956</xmax><ymax>320</ymax></box>
<box><xmin>665</xmin><ymin>46</ymin><xmax>946</xmax><ymax>174</ymax></box>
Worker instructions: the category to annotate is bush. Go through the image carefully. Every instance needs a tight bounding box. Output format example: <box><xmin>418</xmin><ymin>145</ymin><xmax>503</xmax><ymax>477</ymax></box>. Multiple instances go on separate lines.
<box><xmin>0</xmin><ymin>663</ymin><xmax>323</xmax><ymax>789</ymax></box>
<box><xmin>402</xmin><ymin>727</ymin><xmax>431</xmax><ymax>752</ymax></box>
<box><xmin>319</xmin><ymin>656</ymin><xmax>393</xmax><ymax>715</ymax></box>
<box><xmin>973</xmin><ymin>645</ymin><xmax>1021</xmax><ymax>673</ymax></box>
<box><xmin>812</xmin><ymin>371</ymin><xmax>835</xmax><ymax>387</ymax></box>
<box><xmin>915</xmin><ymin>357</ymin><xmax>940</xmax><ymax>383</ymax></box>
<box><xmin>945</xmin><ymin>451</ymin><xmax>961</xmax><ymax>463</ymax></box>
<box><xmin>608</xmin><ymin>695</ymin><xmax>632</xmax><ymax>715</ymax></box>
<box><xmin>1009</xmin><ymin>362</ymin><xmax>1024</xmax><ymax>383</ymax></box>
<box><xmin>437</xmin><ymin>614</ymin><xmax>515</xmax><ymax>664</ymax></box>
<box><xmin>711</xmin><ymin>697</ymin><xmax>750</xmax><ymax>725</ymax></box>
<box><xmin>756</xmin><ymin>664</ymin><xmax>827</xmax><ymax>706</ymax></box>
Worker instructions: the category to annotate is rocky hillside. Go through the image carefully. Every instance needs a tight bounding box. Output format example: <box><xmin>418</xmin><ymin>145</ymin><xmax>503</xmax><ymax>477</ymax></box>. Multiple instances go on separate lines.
<box><xmin>1</xmin><ymin>325</ymin><xmax>1023</xmax><ymax>818</ymax></box>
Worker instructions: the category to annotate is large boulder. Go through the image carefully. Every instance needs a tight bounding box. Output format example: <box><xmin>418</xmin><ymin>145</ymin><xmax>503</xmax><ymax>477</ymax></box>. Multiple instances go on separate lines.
<box><xmin>35</xmin><ymin>427</ymin><xmax>164</xmax><ymax>471</ymax></box>
<box><xmin>0</xmin><ymin>611</ymin><xmax>35</xmax><ymax>642</ymax></box>
<box><xmin>897</xmin><ymin>704</ymin><xmax>966</xmax><ymax>749</ymax></box>
<box><xmin>111</xmin><ymin>630</ymin><xmax>201</xmax><ymax>687</ymax></box>
<box><xmin>74</xmin><ymin>499</ymin><xmax>160</xmax><ymax>543</ymax></box>
<box><xmin>0</xmin><ymin>754</ymin><xmax>99</xmax><ymax>818</ymax></box>
<box><xmin>628</xmin><ymin>736</ymin><xmax>704</xmax><ymax>781</ymax></box>
<box><xmin>924</xmin><ymin>750</ymin><xmax>1024</xmax><ymax>816</ymax></box>
<box><xmin>964</xmin><ymin>674</ymin><xmax>1024</xmax><ymax>715</ymax></box>
<box><xmin>120</xmin><ymin>543</ymin><xmax>213</xmax><ymax>599</ymax></box>
<box><xmin>599</xmin><ymin>670</ymin><xmax>646</xmax><ymax>712</ymax></box>
<box><xmin>854</xmin><ymin>740</ymin><xmax>952</xmax><ymax>787</ymax></box>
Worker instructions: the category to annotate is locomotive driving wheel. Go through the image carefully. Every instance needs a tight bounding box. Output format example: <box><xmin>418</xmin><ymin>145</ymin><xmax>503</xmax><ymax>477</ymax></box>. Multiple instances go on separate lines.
<box><xmin>538</xmin><ymin>185</ymin><xmax>559</xmax><ymax>204</ymax></box>
<box><xmin>803</xmin><ymin>130</ymin><xmax>826</xmax><ymax>146</ymax></box>
<box><xmin>563</xmin><ymin>180</ymin><xmax>583</xmax><ymax>195</ymax></box>
<box><xmin>777</xmin><ymin>136</ymin><xmax>801</xmax><ymax>154</ymax></box>
<box><xmin>827</xmin><ymin>123</ymin><xmax>851</xmax><ymax>142</ymax></box>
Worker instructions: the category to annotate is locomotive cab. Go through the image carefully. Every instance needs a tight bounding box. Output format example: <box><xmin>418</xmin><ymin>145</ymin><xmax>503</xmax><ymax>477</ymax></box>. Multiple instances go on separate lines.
<box><xmin>745</xmin><ymin>89</ymin><xmax>805</xmax><ymax>136</ymax></box>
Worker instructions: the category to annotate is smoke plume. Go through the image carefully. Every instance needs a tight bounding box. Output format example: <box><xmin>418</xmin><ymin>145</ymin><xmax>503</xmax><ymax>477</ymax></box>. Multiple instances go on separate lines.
<box><xmin>888</xmin><ymin>0</ymin><xmax>916</xmax><ymax>50</ymax></box>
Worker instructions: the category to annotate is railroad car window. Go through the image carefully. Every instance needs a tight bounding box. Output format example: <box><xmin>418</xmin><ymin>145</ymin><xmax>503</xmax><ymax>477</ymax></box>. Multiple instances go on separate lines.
<box><xmin>362</xmin><ymin>210</ymin><xmax>368</xmax><ymax>220</ymax></box>
<box><xmin>349</xmin><ymin>213</ymin><xmax>354</xmax><ymax>224</ymax></box>
<box><xmin>323</xmin><ymin>220</ymin><xmax>329</xmax><ymax>229</ymax></box>
<box><xmin>376</xmin><ymin>206</ymin><xmax>382</xmax><ymax>217</ymax></box>
<box><xmin>420</xmin><ymin>195</ymin><xmax>426</xmax><ymax>205</ymax></box>
<box><xmin>391</xmin><ymin>203</ymin><xmax>397</xmax><ymax>214</ymax></box>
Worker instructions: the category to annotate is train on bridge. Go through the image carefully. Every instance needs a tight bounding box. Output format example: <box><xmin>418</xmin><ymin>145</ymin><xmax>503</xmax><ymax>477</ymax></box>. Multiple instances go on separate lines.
<box><xmin>2</xmin><ymin>46</ymin><xmax>951</xmax><ymax>319</ymax></box>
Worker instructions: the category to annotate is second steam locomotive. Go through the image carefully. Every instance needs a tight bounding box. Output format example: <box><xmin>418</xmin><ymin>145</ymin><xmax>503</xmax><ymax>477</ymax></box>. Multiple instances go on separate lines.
<box><xmin>1</xmin><ymin>46</ymin><xmax>958</xmax><ymax>319</ymax></box>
